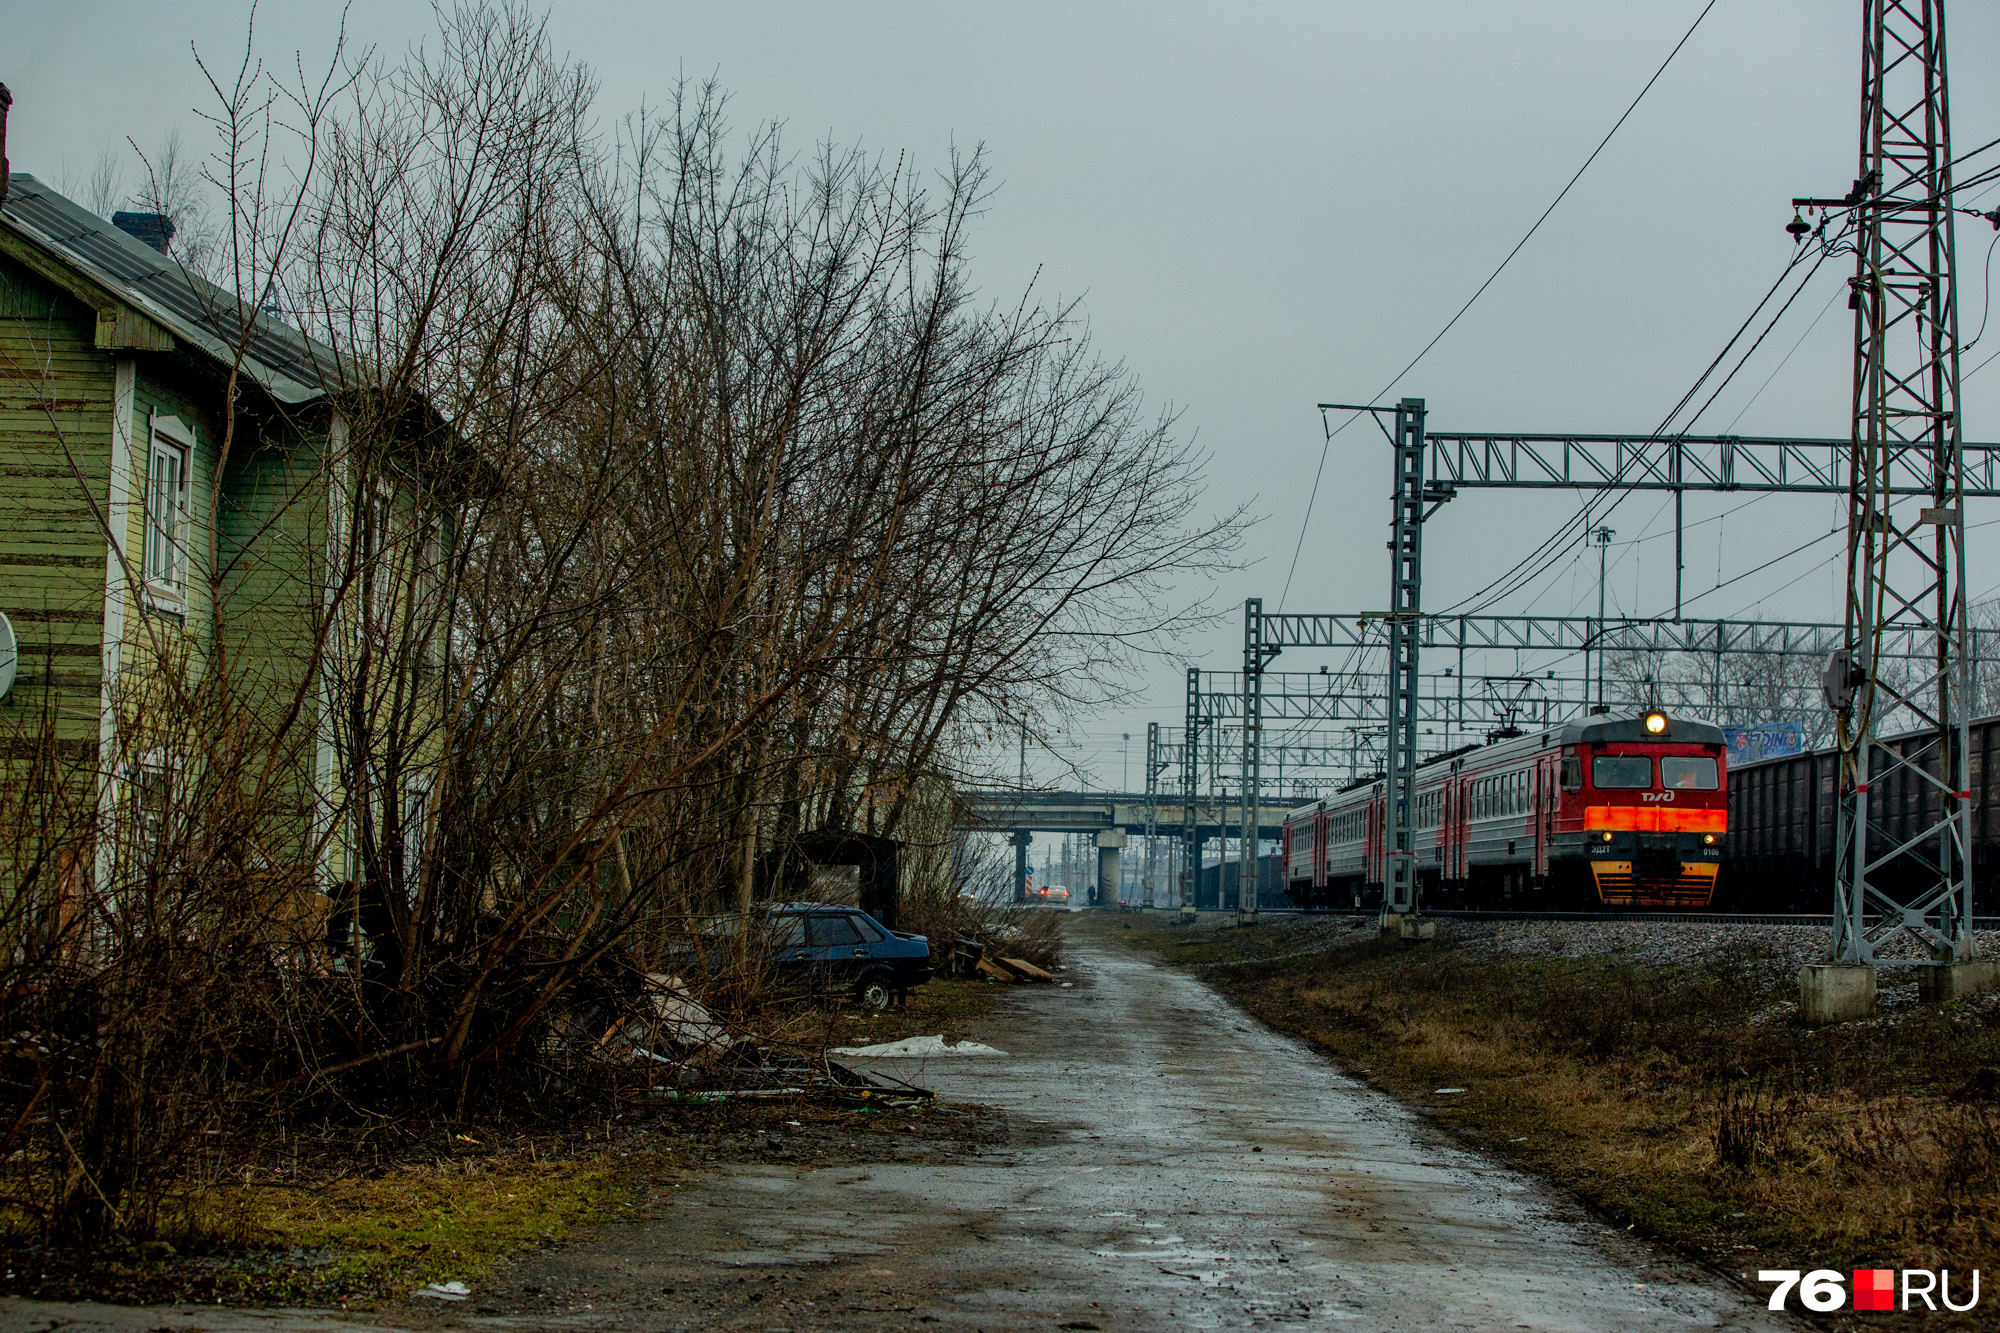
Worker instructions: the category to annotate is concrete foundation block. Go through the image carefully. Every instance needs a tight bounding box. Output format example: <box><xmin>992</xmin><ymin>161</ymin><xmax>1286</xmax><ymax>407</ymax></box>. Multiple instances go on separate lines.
<box><xmin>1799</xmin><ymin>963</ymin><xmax>1877</xmax><ymax>1025</ymax></box>
<box><xmin>1918</xmin><ymin>959</ymin><xmax>2000</xmax><ymax>1005</ymax></box>
<box><xmin>1378</xmin><ymin>913</ymin><xmax>1434</xmax><ymax>941</ymax></box>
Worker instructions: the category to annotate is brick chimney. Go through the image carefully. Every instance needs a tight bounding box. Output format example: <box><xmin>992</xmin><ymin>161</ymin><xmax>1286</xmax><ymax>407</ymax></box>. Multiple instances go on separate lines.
<box><xmin>112</xmin><ymin>211</ymin><xmax>176</xmax><ymax>253</ymax></box>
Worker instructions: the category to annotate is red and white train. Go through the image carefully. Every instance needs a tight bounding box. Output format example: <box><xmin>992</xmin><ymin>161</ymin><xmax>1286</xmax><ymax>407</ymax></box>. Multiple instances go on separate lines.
<box><xmin>1282</xmin><ymin>711</ymin><xmax>1728</xmax><ymax>910</ymax></box>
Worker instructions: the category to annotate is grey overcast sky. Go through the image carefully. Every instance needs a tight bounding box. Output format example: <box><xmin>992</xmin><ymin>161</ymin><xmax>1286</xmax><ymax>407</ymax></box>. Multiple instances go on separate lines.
<box><xmin>10</xmin><ymin>1</ymin><xmax>2000</xmax><ymax>789</ymax></box>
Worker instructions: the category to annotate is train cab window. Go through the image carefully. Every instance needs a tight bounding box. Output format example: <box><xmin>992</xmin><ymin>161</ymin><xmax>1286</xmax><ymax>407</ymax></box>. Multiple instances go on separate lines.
<box><xmin>1661</xmin><ymin>756</ymin><xmax>1719</xmax><ymax>790</ymax></box>
<box><xmin>1561</xmin><ymin>757</ymin><xmax>1582</xmax><ymax>791</ymax></box>
<box><xmin>1592</xmin><ymin>755</ymin><xmax>1653</xmax><ymax>789</ymax></box>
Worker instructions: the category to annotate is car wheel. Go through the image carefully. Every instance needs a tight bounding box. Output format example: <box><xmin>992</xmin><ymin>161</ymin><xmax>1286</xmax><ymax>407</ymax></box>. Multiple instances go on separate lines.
<box><xmin>854</xmin><ymin>972</ymin><xmax>894</xmax><ymax>1013</ymax></box>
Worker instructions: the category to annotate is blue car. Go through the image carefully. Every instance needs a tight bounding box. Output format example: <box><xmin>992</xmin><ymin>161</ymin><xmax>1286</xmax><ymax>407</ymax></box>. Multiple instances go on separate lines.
<box><xmin>764</xmin><ymin>903</ymin><xmax>933</xmax><ymax>1011</ymax></box>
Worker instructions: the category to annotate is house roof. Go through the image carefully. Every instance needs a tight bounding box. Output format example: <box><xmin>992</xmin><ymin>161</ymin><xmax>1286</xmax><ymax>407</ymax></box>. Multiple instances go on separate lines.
<box><xmin>0</xmin><ymin>173</ymin><xmax>335</xmax><ymax>405</ymax></box>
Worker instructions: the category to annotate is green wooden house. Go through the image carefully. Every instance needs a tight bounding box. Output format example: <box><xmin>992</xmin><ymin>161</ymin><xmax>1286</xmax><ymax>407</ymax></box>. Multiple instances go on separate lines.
<box><xmin>0</xmin><ymin>173</ymin><xmax>396</xmax><ymax>901</ymax></box>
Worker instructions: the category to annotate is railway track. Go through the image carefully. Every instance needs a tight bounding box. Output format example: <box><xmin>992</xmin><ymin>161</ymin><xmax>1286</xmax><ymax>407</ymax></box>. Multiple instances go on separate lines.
<box><xmin>1230</xmin><ymin>907</ymin><xmax>2000</xmax><ymax>927</ymax></box>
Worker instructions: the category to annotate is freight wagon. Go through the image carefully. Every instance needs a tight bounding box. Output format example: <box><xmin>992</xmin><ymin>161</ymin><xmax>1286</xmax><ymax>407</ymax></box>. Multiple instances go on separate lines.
<box><xmin>1722</xmin><ymin>715</ymin><xmax>2000</xmax><ymax>913</ymax></box>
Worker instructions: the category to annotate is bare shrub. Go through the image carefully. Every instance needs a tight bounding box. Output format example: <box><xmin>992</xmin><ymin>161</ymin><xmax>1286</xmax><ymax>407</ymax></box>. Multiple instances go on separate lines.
<box><xmin>897</xmin><ymin>833</ymin><xmax>1065</xmax><ymax>972</ymax></box>
<box><xmin>0</xmin><ymin>0</ymin><xmax>1236</xmax><ymax>1244</ymax></box>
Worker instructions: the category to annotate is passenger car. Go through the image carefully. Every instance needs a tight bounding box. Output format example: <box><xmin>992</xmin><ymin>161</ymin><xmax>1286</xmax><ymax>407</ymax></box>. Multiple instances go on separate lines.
<box><xmin>1283</xmin><ymin>710</ymin><xmax>1728</xmax><ymax>909</ymax></box>
<box><xmin>764</xmin><ymin>904</ymin><xmax>933</xmax><ymax>1011</ymax></box>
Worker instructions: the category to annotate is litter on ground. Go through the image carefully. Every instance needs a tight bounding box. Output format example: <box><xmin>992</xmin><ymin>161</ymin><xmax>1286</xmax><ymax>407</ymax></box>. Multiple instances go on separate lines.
<box><xmin>830</xmin><ymin>1034</ymin><xmax>1007</xmax><ymax>1058</ymax></box>
<box><xmin>416</xmin><ymin>1281</ymin><xmax>471</xmax><ymax>1301</ymax></box>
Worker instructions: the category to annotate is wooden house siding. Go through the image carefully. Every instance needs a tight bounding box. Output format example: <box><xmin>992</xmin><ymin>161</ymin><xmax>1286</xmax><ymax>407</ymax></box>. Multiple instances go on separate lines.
<box><xmin>0</xmin><ymin>255</ymin><xmax>112</xmax><ymax>751</ymax></box>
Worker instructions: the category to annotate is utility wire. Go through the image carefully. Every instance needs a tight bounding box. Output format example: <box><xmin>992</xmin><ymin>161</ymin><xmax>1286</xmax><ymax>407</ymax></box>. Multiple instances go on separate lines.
<box><xmin>1277</xmin><ymin>0</ymin><xmax>1722</xmax><ymax>608</ymax></box>
<box><xmin>1681</xmin><ymin>523</ymin><xmax>1841</xmax><ymax>610</ymax></box>
<box><xmin>1720</xmin><ymin>279</ymin><xmax>1845</xmax><ymax>433</ymax></box>
<box><xmin>1436</xmin><ymin>233</ymin><xmax>1838</xmax><ymax>617</ymax></box>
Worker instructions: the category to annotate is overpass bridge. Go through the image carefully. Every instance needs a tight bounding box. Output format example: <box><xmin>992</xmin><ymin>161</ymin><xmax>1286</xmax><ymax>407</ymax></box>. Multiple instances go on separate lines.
<box><xmin>959</xmin><ymin>788</ymin><xmax>1302</xmax><ymax>907</ymax></box>
<box><xmin>957</xmin><ymin>788</ymin><xmax>1297</xmax><ymax>838</ymax></box>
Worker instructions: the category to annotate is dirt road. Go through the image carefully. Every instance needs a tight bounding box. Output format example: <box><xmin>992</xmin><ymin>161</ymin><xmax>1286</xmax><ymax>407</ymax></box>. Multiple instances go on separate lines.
<box><xmin>3</xmin><ymin>928</ymin><xmax>1798</xmax><ymax>1331</ymax></box>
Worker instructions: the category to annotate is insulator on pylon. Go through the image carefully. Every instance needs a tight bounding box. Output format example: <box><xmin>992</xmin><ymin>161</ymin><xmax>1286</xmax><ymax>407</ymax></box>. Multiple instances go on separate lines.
<box><xmin>1787</xmin><ymin>212</ymin><xmax>1811</xmax><ymax>242</ymax></box>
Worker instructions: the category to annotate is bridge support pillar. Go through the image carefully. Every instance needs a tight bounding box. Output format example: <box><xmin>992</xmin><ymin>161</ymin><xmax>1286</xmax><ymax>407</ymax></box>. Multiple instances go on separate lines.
<box><xmin>1011</xmin><ymin>831</ymin><xmax>1031</xmax><ymax>904</ymax></box>
<box><xmin>1096</xmin><ymin>830</ymin><xmax>1125</xmax><ymax>909</ymax></box>
<box><xmin>1799</xmin><ymin>963</ymin><xmax>1876</xmax><ymax>1025</ymax></box>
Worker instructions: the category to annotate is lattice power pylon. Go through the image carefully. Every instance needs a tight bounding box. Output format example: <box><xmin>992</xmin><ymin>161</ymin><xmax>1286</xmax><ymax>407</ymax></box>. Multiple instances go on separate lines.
<box><xmin>1801</xmin><ymin>0</ymin><xmax>1975</xmax><ymax>976</ymax></box>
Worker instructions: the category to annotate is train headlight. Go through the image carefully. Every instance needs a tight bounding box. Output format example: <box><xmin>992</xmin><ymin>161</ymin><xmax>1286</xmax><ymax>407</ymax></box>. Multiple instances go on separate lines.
<box><xmin>1601</xmin><ymin>831</ymin><xmax>1615</xmax><ymax>843</ymax></box>
<box><xmin>1643</xmin><ymin>711</ymin><xmax>1668</xmax><ymax>735</ymax></box>
<box><xmin>1703</xmin><ymin>833</ymin><xmax>1717</xmax><ymax>845</ymax></box>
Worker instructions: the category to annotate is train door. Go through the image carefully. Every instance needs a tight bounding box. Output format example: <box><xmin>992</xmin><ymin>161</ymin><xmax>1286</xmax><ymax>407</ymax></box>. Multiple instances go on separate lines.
<box><xmin>1533</xmin><ymin>759</ymin><xmax>1552</xmax><ymax>877</ymax></box>
<box><xmin>1366</xmin><ymin>798</ymin><xmax>1383</xmax><ymax>885</ymax></box>
<box><xmin>1447</xmin><ymin>768</ymin><xmax>1470</xmax><ymax>880</ymax></box>
<box><xmin>1448</xmin><ymin>772</ymin><xmax>1464</xmax><ymax>876</ymax></box>
<box><xmin>1314</xmin><ymin>807</ymin><xmax>1329</xmax><ymax>889</ymax></box>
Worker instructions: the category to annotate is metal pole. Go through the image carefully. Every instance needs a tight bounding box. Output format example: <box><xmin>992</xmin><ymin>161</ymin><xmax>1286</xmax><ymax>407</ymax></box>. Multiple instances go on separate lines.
<box><xmin>1381</xmin><ymin>398</ymin><xmax>1427</xmax><ymax>928</ymax></box>
<box><xmin>1207</xmin><ymin>710</ymin><xmax>1219</xmax><ymax>912</ymax></box>
<box><xmin>1144</xmin><ymin>721</ymin><xmax>1160</xmax><ymax>908</ymax></box>
<box><xmin>1181</xmin><ymin>667</ymin><xmax>1200</xmax><ymax>920</ymax></box>
<box><xmin>1593</xmin><ymin>525</ymin><xmax>1615</xmax><ymax>710</ymax></box>
<box><xmin>1674</xmin><ymin>486</ymin><xmax>1685</xmax><ymax>620</ymax></box>
<box><xmin>1240</xmin><ymin>598</ymin><xmax>1268</xmax><ymax>925</ymax></box>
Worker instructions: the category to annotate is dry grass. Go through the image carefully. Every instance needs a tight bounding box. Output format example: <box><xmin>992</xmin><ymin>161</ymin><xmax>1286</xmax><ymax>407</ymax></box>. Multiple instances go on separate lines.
<box><xmin>197</xmin><ymin>1152</ymin><xmax>629</xmax><ymax>1303</ymax></box>
<box><xmin>1110</xmin><ymin>913</ymin><xmax>2000</xmax><ymax>1323</ymax></box>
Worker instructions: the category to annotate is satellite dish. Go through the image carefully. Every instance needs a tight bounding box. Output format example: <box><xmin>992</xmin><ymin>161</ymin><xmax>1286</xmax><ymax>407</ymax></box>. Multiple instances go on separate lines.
<box><xmin>0</xmin><ymin>609</ymin><xmax>14</xmax><ymax>700</ymax></box>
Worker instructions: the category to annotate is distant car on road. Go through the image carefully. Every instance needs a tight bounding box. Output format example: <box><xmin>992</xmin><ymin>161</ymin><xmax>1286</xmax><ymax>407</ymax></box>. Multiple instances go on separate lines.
<box><xmin>1029</xmin><ymin>885</ymin><xmax>1071</xmax><ymax>908</ymax></box>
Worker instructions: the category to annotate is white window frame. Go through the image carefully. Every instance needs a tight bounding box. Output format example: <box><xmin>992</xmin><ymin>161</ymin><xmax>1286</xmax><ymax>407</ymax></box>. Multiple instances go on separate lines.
<box><xmin>143</xmin><ymin>414</ymin><xmax>194</xmax><ymax>607</ymax></box>
<box><xmin>401</xmin><ymin>773</ymin><xmax>432</xmax><ymax>903</ymax></box>
<box><xmin>125</xmin><ymin>747</ymin><xmax>181</xmax><ymax>859</ymax></box>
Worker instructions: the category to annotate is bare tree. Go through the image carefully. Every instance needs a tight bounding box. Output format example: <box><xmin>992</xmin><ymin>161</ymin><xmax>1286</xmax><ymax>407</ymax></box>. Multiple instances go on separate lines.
<box><xmin>0</xmin><ymin>0</ymin><xmax>1242</xmax><ymax>1243</ymax></box>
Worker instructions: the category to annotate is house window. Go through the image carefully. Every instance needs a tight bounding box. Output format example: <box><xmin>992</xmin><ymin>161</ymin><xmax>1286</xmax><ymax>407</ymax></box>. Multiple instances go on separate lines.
<box><xmin>145</xmin><ymin>418</ymin><xmax>192</xmax><ymax>597</ymax></box>
<box><xmin>128</xmin><ymin>750</ymin><xmax>178</xmax><ymax>857</ymax></box>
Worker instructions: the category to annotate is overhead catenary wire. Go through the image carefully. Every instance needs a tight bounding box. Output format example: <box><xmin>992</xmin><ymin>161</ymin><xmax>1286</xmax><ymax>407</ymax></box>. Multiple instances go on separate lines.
<box><xmin>1434</xmin><ymin>231</ymin><xmax>1843</xmax><ymax>619</ymax></box>
<box><xmin>1277</xmin><ymin>0</ymin><xmax>1723</xmax><ymax>609</ymax></box>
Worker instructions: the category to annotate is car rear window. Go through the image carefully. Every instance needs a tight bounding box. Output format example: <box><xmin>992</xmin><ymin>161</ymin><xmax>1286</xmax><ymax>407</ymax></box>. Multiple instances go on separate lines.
<box><xmin>852</xmin><ymin>917</ymin><xmax>885</xmax><ymax>942</ymax></box>
<box><xmin>807</xmin><ymin>915</ymin><xmax>861</xmax><ymax>946</ymax></box>
<box><xmin>1592</xmin><ymin>755</ymin><xmax>1653</xmax><ymax>789</ymax></box>
<box><xmin>1661</xmin><ymin>756</ymin><xmax>1719</xmax><ymax>790</ymax></box>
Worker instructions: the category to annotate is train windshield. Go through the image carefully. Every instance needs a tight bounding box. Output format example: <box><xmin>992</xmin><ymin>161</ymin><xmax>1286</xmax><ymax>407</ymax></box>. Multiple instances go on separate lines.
<box><xmin>1661</xmin><ymin>756</ymin><xmax>1719</xmax><ymax>790</ymax></box>
<box><xmin>1592</xmin><ymin>755</ymin><xmax>1652</xmax><ymax>789</ymax></box>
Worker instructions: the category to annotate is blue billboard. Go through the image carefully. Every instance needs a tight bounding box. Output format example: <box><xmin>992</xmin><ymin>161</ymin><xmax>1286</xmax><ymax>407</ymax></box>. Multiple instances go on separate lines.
<box><xmin>1722</xmin><ymin>722</ymin><xmax>1807</xmax><ymax>766</ymax></box>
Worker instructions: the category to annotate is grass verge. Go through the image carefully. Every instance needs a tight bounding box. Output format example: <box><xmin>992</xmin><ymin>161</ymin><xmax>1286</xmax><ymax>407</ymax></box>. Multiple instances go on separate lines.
<box><xmin>0</xmin><ymin>968</ymin><xmax>1028</xmax><ymax>1311</ymax></box>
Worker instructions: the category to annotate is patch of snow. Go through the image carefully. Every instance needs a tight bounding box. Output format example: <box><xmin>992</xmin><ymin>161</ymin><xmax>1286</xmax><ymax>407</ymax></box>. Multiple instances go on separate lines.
<box><xmin>830</xmin><ymin>1034</ymin><xmax>1006</xmax><ymax>1058</ymax></box>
